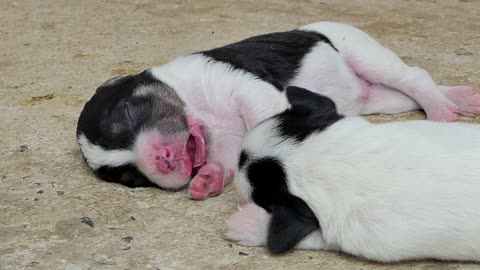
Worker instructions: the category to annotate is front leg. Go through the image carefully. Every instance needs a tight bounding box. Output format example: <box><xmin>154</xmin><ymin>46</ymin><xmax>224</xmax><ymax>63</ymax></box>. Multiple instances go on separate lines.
<box><xmin>188</xmin><ymin>134</ymin><xmax>242</xmax><ymax>200</ymax></box>
<box><xmin>188</xmin><ymin>83</ymin><xmax>289</xmax><ymax>200</ymax></box>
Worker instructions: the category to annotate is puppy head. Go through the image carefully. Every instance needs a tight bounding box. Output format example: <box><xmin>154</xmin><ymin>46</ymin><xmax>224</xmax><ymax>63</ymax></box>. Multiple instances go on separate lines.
<box><xmin>234</xmin><ymin>86</ymin><xmax>343</xmax><ymax>201</ymax></box>
<box><xmin>233</xmin><ymin>86</ymin><xmax>343</xmax><ymax>254</ymax></box>
<box><xmin>77</xmin><ymin>70</ymin><xmax>208</xmax><ymax>189</ymax></box>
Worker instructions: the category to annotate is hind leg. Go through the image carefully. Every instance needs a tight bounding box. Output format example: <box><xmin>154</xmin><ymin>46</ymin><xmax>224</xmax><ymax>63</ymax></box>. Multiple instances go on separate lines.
<box><xmin>362</xmin><ymin>83</ymin><xmax>480</xmax><ymax>116</ymax></box>
<box><xmin>301</xmin><ymin>22</ymin><xmax>479</xmax><ymax>121</ymax></box>
<box><xmin>440</xmin><ymin>86</ymin><xmax>480</xmax><ymax>117</ymax></box>
<box><xmin>361</xmin><ymin>84</ymin><xmax>420</xmax><ymax>115</ymax></box>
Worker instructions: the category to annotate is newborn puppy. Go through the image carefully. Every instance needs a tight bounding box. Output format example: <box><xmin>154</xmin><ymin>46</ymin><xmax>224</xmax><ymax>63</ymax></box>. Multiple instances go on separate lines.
<box><xmin>227</xmin><ymin>86</ymin><xmax>480</xmax><ymax>262</ymax></box>
<box><xmin>77</xmin><ymin>21</ymin><xmax>480</xmax><ymax>200</ymax></box>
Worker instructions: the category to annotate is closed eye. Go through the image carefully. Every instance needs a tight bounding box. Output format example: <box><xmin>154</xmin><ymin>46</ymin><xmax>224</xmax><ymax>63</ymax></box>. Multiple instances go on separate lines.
<box><xmin>125</xmin><ymin>99</ymin><xmax>134</xmax><ymax>125</ymax></box>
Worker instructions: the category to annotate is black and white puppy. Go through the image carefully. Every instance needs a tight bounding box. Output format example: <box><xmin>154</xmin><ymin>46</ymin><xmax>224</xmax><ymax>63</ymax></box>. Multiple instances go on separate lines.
<box><xmin>227</xmin><ymin>86</ymin><xmax>480</xmax><ymax>262</ymax></box>
<box><xmin>76</xmin><ymin>21</ymin><xmax>480</xmax><ymax>200</ymax></box>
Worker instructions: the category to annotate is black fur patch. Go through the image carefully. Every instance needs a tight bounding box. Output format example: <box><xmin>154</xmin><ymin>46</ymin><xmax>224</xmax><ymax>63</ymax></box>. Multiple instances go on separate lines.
<box><xmin>95</xmin><ymin>164</ymin><xmax>157</xmax><ymax>188</ymax></box>
<box><xmin>268</xmin><ymin>197</ymin><xmax>320</xmax><ymax>254</ymax></box>
<box><xmin>275</xmin><ymin>86</ymin><xmax>344</xmax><ymax>142</ymax></box>
<box><xmin>201</xmin><ymin>30</ymin><xmax>336</xmax><ymax>90</ymax></box>
<box><xmin>238</xmin><ymin>150</ymin><xmax>249</xmax><ymax>170</ymax></box>
<box><xmin>246</xmin><ymin>157</ymin><xmax>288</xmax><ymax>211</ymax></box>
<box><xmin>246</xmin><ymin>157</ymin><xmax>320</xmax><ymax>253</ymax></box>
<box><xmin>77</xmin><ymin>70</ymin><xmax>159</xmax><ymax>150</ymax></box>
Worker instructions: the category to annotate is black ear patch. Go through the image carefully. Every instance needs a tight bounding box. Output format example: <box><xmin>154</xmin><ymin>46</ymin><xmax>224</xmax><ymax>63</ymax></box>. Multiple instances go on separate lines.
<box><xmin>275</xmin><ymin>86</ymin><xmax>344</xmax><ymax>142</ymax></box>
<box><xmin>286</xmin><ymin>86</ymin><xmax>338</xmax><ymax>112</ymax></box>
<box><xmin>268</xmin><ymin>195</ymin><xmax>320</xmax><ymax>254</ymax></box>
<box><xmin>245</xmin><ymin>156</ymin><xmax>321</xmax><ymax>254</ymax></box>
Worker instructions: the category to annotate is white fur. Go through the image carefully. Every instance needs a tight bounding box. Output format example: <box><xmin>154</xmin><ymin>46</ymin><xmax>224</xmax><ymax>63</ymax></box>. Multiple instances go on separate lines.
<box><xmin>78</xmin><ymin>134</ymin><xmax>135</xmax><ymax>170</ymax></box>
<box><xmin>82</xmin><ymin>21</ymin><xmax>478</xmax><ymax>192</ymax></box>
<box><xmin>150</xmin><ymin>54</ymin><xmax>290</xmax><ymax>171</ymax></box>
<box><xmin>233</xmin><ymin>117</ymin><xmax>480</xmax><ymax>262</ymax></box>
<box><xmin>288</xmin><ymin>42</ymin><xmax>365</xmax><ymax>115</ymax></box>
<box><xmin>149</xmin><ymin>21</ymin><xmax>475</xmax><ymax>174</ymax></box>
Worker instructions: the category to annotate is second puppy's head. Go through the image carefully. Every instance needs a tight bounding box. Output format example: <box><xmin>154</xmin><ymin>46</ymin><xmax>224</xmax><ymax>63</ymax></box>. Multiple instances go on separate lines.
<box><xmin>232</xmin><ymin>86</ymin><xmax>344</xmax><ymax>254</ymax></box>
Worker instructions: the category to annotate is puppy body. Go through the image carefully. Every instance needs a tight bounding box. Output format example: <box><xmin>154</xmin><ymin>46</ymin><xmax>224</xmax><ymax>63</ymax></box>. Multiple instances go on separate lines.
<box><xmin>229</xmin><ymin>87</ymin><xmax>480</xmax><ymax>262</ymax></box>
<box><xmin>77</xmin><ymin>21</ymin><xmax>480</xmax><ymax>199</ymax></box>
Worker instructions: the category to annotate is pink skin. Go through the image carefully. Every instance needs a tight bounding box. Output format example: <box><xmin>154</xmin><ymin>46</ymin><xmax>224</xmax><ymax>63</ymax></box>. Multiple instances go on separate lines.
<box><xmin>358</xmin><ymin>77</ymin><xmax>372</xmax><ymax>101</ymax></box>
<box><xmin>189</xmin><ymin>162</ymin><xmax>226</xmax><ymax>200</ymax></box>
<box><xmin>137</xmin><ymin>133</ymin><xmax>193</xmax><ymax>188</ymax></box>
<box><xmin>188</xmin><ymin>161</ymin><xmax>235</xmax><ymax>200</ymax></box>
<box><xmin>185</xmin><ymin>116</ymin><xmax>208</xmax><ymax>168</ymax></box>
<box><xmin>138</xmin><ymin>114</ymin><xmax>239</xmax><ymax>197</ymax></box>
<box><xmin>347</xmin><ymin>54</ymin><xmax>477</xmax><ymax>122</ymax></box>
<box><xmin>185</xmin><ymin>116</ymin><xmax>236</xmax><ymax>200</ymax></box>
<box><xmin>136</xmin><ymin>116</ymin><xmax>209</xmax><ymax>189</ymax></box>
<box><xmin>441</xmin><ymin>86</ymin><xmax>480</xmax><ymax>117</ymax></box>
<box><xmin>225</xmin><ymin>203</ymin><xmax>270</xmax><ymax>247</ymax></box>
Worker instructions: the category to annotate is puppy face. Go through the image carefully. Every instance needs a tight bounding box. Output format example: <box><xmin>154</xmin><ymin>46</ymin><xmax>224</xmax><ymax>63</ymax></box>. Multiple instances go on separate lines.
<box><xmin>233</xmin><ymin>86</ymin><xmax>344</xmax><ymax>254</ymax></box>
<box><xmin>77</xmin><ymin>71</ymin><xmax>208</xmax><ymax>189</ymax></box>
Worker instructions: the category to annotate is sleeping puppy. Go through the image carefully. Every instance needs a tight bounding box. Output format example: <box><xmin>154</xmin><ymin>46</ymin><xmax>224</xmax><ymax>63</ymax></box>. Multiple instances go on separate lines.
<box><xmin>76</xmin><ymin>21</ymin><xmax>480</xmax><ymax>200</ymax></box>
<box><xmin>226</xmin><ymin>86</ymin><xmax>480</xmax><ymax>262</ymax></box>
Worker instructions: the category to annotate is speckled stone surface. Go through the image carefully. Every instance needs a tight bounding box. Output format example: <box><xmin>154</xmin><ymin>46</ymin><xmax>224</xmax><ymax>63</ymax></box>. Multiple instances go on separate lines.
<box><xmin>1</xmin><ymin>0</ymin><xmax>479</xmax><ymax>269</ymax></box>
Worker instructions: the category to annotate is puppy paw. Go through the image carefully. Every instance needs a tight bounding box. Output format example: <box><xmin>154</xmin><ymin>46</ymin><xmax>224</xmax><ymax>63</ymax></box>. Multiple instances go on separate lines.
<box><xmin>188</xmin><ymin>162</ymin><xmax>225</xmax><ymax>200</ymax></box>
<box><xmin>442</xmin><ymin>86</ymin><xmax>480</xmax><ymax>117</ymax></box>
<box><xmin>225</xmin><ymin>203</ymin><xmax>270</xmax><ymax>247</ymax></box>
<box><xmin>424</xmin><ymin>99</ymin><xmax>459</xmax><ymax>122</ymax></box>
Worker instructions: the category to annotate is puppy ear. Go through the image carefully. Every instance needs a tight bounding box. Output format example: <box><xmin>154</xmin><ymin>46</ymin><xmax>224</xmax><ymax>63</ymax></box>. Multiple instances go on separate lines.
<box><xmin>267</xmin><ymin>195</ymin><xmax>320</xmax><ymax>254</ymax></box>
<box><xmin>285</xmin><ymin>86</ymin><xmax>339</xmax><ymax>116</ymax></box>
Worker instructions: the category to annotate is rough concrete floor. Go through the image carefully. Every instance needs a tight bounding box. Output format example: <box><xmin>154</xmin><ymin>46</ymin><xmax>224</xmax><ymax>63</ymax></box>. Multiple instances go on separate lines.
<box><xmin>1</xmin><ymin>0</ymin><xmax>480</xmax><ymax>269</ymax></box>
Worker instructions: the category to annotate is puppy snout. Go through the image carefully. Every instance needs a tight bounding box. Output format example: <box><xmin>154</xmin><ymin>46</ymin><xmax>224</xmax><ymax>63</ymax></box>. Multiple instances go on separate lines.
<box><xmin>156</xmin><ymin>148</ymin><xmax>175</xmax><ymax>173</ymax></box>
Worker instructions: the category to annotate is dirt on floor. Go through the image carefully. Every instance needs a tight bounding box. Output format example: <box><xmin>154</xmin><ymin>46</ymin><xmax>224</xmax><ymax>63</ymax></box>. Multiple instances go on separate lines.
<box><xmin>1</xmin><ymin>0</ymin><xmax>480</xmax><ymax>269</ymax></box>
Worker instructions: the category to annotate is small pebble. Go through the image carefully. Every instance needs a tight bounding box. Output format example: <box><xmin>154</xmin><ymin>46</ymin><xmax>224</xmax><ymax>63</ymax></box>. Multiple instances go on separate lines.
<box><xmin>122</xmin><ymin>247</ymin><xmax>131</xmax><ymax>251</ymax></box>
<box><xmin>19</xmin><ymin>145</ymin><xmax>29</xmax><ymax>152</ymax></box>
<box><xmin>130</xmin><ymin>216</ymin><xmax>137</xmax><ymax>220</ymax></box>
<box><xmin>239</xmin><ymin>251</ymin><xmax>249</xmax><ymax>256</ymax></box>
<box><xmin>80</xmin><ymin>217</ymin><xmax>94</xmax><ymax>227</ymax></box>
<box><xmin>36</xmin><ymin>190</ymin><xmax>44</xmax><ymax>194</ymax></box>
<box><xmin>121</xmin><ymin>236</ymin><xmax>133</xmax><ymax>243</ymax></box>
<box><xmin>56</xmin><ymin>190</ymin><xmax>65</xmax><ymax>196</ymax></box>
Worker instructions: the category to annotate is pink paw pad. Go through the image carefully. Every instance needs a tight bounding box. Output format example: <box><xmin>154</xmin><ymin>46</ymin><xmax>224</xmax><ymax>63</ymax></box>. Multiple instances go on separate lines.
<box><xmin>188</xmin><ymin>162</ymin><xmax>225</xmax><ymax>200</ymax></box>
<box><xmin>444</xmin><ymin>86</ymin><xmax>480</xmax><ymax>117</ymax></box>
<box><xmin>226</xmin><ymin>203</ymin><xmax>270</xmax><ymax>247</ymax></box>
<box><xmin>424</xmin><ymin>99</ymin><xmax>459</xmax><ymax>122</ymax></box>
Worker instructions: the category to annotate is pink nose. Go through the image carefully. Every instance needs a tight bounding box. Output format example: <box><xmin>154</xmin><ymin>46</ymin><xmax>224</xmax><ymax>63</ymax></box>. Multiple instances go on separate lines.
<box><xmin>156</xmin><ymin>148</ymin><xmax>174</xmax><ymax>173</ymax></box>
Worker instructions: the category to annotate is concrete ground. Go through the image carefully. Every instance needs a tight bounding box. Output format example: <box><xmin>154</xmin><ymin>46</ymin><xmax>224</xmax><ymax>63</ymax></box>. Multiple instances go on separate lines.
<box><xmin>1</xmin><ymin>0</ymin><xmax>480</xmax><ymax>269</ymax></box>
